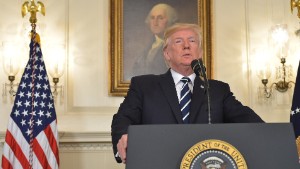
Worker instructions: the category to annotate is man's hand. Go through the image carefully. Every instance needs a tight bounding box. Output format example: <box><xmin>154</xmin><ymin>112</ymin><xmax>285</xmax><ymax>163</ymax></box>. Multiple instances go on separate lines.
<box><xmin>117</xmin><ymin>134</ymin><xmax>128</xmax><ymax>164</ymax></box>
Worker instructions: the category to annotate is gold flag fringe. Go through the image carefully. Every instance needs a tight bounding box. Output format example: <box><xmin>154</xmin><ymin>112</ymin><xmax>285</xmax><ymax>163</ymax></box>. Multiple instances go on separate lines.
<box><xmin>296</xmin><ymin>136</ymin><xmax>300</xmax><ymax>158</ymax></box>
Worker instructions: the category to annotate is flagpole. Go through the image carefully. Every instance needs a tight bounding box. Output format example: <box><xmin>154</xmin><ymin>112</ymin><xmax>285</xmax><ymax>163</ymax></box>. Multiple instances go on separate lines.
<box><xmin>21</xmin><ymin>1</ymin><xmax>45</xmax><ymax>168</ymax></box>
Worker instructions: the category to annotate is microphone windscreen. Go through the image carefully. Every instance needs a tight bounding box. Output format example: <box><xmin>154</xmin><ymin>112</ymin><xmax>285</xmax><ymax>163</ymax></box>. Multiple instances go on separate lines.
<box><xmin>191</xmin><ymin>59</ymin><xmax>201</xmax><ymax>76</ymax></box>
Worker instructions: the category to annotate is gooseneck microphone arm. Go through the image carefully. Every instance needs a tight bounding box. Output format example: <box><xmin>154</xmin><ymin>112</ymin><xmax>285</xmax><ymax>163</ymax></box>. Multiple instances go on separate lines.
<box><xmin>191</xmin><ymin>59</ymin><xmax>212</xmax><ymax>124</ymax></box>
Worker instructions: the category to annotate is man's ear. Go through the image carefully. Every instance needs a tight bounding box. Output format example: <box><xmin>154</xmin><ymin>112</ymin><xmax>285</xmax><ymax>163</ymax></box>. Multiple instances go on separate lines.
<box><xmin>163</xmin><ymin>50</ymin><xmax>170</xmax><ymax>61</ymax></box>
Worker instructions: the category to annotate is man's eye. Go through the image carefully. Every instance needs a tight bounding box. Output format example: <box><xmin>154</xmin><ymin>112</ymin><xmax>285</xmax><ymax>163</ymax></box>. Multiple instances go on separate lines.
<box><xmin>189</xmin><ymin>38</ymin><xmax>196</xmax><ymax>43</ymax></box>
<box><xmin>175</xmin><ymin>39</ymin><xmax>183</xmax><ymax>44</ymax></box>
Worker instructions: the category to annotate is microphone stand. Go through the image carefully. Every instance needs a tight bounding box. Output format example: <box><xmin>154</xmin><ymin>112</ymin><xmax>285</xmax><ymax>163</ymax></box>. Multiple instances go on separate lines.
<box><xmin>195</xmin><ymin>59</ymin><xmax>212</xmax><ymax>124</ymax></box>
<box><xmin>200</xmin><ymin>65</ymin><xmax>211</xmax><ymax>124</ymax></box>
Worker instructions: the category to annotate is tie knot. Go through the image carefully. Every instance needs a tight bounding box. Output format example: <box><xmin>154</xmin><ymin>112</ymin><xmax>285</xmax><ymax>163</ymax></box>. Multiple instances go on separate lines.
<box><xmin>181</xmin><ymin>77</ymin><xmax>191</xmax><ymax>83</ymax></box>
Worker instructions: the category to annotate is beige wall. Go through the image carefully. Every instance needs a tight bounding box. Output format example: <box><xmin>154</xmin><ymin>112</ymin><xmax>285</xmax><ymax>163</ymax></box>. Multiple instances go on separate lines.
<box><xmin>214</xmin><ymin>0</ymin><xmax>299</xmax><ymax>122</ymax></box>
<box><xmin>0</xmin><ymin>0</ymin><xmax>299</xmax><ymax>168</ymax></box>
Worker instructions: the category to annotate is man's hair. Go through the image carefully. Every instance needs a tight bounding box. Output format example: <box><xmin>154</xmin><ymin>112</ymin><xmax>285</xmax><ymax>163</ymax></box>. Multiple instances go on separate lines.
<box><xmin>163</xmin><ymin>23</ymin><xmax>203</xmax><ymax>50</ymax></box>
<box><xmin>145</xmin><ymin>3</ymin><xmax>178</xmax><ymax>26</ymax></box>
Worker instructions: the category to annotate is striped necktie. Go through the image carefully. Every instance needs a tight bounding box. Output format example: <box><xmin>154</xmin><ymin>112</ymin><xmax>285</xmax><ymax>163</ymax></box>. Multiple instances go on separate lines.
<box><xmin>180</xmin><ymin>77</ymin><xmax>192</xmax><ymax>124</ymax></box>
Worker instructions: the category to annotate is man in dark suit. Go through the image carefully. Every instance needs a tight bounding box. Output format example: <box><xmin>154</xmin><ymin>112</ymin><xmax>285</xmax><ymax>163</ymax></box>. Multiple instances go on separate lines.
<box><xmin>111</xmin><ymin>23</ymin><xmax>264</xmax><ymax>164</ymax></box>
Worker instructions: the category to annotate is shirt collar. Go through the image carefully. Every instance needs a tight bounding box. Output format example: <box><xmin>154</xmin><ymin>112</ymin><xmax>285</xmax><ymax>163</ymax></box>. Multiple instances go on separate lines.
<box><xmin>170</xmin><ymin>69</ymin><xmax>196</xmax><ymax>85</ymax></box>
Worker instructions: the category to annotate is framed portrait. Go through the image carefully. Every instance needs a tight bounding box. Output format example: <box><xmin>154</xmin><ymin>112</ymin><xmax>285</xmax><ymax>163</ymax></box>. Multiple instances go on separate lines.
<box><xmin>110</xmin><ymin>0</ymin><xmax>212</xmax><ymax>96</ymax></box>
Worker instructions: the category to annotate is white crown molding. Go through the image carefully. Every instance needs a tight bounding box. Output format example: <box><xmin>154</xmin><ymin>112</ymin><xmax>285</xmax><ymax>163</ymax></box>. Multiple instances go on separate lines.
<box><xmin>59</xmin><ymin>142</ymin><xmax>113</xmax><ymax>152</ymax></box>
<box><xmin>0</xmin><ymin>131</ymin><xmax>111</xmax><ymax>143</ymax></box>
<box><xmin>0</xmin><ymin>141</ymin><xmax>113</xmax><ymax>152</ymax></box>
<box><xmin>59</xmin><ymin>131</ymin><xmax>111</xmax><ymax>142</ymax></box>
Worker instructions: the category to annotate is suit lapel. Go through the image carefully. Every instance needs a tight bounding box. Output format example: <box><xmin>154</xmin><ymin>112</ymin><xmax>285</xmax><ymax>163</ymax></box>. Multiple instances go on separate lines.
<box><xmin>190</xmin><ymin>77</ymin><xmax>206</xmax><ymax>123</ymax></box>
<box><xmin>159</xmin><ymin>70</ymin><xmax>183</xmax><ymax>124</ymax></box>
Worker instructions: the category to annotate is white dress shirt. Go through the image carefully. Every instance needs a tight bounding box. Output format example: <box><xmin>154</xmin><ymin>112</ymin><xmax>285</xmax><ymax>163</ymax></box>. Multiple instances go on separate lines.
<box><xmin>170</xmin><ymin>69</ymin><xmax>196</xmax><ymax>102</ymax></box>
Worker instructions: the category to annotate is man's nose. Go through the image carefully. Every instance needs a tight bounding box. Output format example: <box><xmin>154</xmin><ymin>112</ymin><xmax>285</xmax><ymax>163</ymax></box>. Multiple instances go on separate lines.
<box><xmin>183</xmin><ymin>41</ymin><xmax>190</xmax><ymax>49</ymax></box>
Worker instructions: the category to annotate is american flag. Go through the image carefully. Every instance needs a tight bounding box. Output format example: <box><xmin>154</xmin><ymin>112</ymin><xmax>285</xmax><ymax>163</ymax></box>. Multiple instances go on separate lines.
<box><xmin>291</xmin><ymin>60</ymin><xmax>300</xmax><ymax>159</ymax></box>
<box><xmin>1</xmin><ymin>33</ymin><xmax>59</xmax><ymax>169</ymax></box>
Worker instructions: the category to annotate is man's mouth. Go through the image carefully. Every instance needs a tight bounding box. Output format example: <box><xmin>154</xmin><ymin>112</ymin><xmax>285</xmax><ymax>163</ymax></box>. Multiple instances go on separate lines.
<box><xmin>183</xmin><ymin>53</ymin><xmax>191</xmax><ymax>57</ymax></box>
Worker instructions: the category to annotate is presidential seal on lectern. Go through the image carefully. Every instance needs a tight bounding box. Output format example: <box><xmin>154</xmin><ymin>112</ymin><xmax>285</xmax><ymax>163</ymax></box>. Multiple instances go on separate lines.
<box><xmin>180</xmin><ymin>139</ymin><xmax>247</xmax><ymax>169</ymax></box>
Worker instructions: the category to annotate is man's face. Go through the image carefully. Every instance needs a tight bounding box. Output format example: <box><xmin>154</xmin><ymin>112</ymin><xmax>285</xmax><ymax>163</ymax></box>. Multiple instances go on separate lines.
<box><xmin>149</xmin><ymin>7</ymin><xmax>169</xmax><ymax>36</ymax></box>
<box><xmin>163</xmin><ymin>29</ymin><xmax>202</xmax><ymax>73</ymax></box>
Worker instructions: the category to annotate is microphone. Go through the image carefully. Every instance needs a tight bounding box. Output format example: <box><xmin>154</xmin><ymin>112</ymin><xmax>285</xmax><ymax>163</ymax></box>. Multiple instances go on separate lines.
<box><xmin>191</xmin><ymin>59</ymin><xmax>209</xmax><ymax>89</ymax></box>
<box><xmin>191</xmin><ymin>59</ymin><xmax>204</xmax><ymax>77</ymax></box>
<box><xmin>191</xmin><ymin>59</ymin><xmax>212</xmax><ymax>124</ymax></box>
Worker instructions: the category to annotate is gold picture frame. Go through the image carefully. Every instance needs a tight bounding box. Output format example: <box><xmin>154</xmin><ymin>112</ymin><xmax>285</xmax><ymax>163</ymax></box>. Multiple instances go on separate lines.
<box><xmin>110</xmin><ymin>0</ymin><xmax>212</xmax><ymax>96</ymax></box>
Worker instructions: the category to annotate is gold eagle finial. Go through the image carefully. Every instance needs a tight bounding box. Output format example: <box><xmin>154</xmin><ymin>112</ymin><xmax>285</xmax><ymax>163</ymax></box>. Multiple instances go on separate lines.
<box><xmin>21</xmin><ymin>0</ymin><xmax>45</xmax><ymax>24</ymax></box>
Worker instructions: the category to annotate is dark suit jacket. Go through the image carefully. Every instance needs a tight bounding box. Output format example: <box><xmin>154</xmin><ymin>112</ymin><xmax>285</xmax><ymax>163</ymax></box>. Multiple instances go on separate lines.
<box><xmin>111</xmin><ymin>69</ymin><xmax>264</xmax><ymax>161</ymax></box>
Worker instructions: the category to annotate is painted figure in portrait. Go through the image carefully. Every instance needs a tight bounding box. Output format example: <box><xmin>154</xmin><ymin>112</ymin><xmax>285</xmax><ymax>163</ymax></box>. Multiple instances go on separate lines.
<box><xmin>123</xmin><ymin>0</ymin><xmax>198</xmax><ymax>81</ymax></box>
<box><xmin>131</xmin><ymin>3</ymin><xmax>177</xmax><ymax>77</ymax></box>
